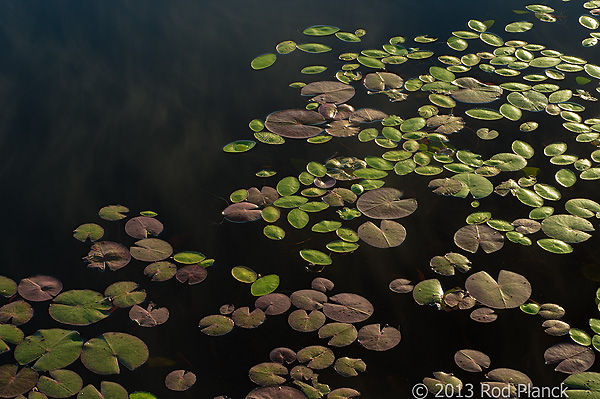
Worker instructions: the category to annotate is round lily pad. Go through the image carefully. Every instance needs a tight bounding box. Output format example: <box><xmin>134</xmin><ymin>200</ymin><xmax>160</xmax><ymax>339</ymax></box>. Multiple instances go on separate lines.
<box><xmin>198</xmin><ymin>315</ymin><xmax>234</xmax><ymax>336</ymax></box>
<box><xmin>81</xmin><ymin>332</ymin><xmax>149</xmax><ymax>375</ymax></box>
<box><xmin>104</xmin><ymin>281</ymin><xmax>146</xmax><ymax>308</ymax></box>
<box><xmin>357</xmin><ymin>324</ymin><xmax>401</xmax><ymax>351</ymax></box>
<box><xmin>175</xmin><ymin>265</ymin><xmax>207</xmax><ymax>285</ymax></box>
<box><xmin>249</xmin><ymin>363</ymin><xmax>287</xmax><ymax>386</ymax></box>
<box><xmin>544</xmin><ymin>343</ymin><xmax>595</xmax><ymax>374</ymax></box>
<box><xmin>454</xmin><ymin>224</ymin><xmax>504</xmax><ymax>254</ymax></box>
<box><xmin>251</xmin><ymin>54</ymin><xmax>277</xmax><ymax>70</ymax></box>
<box><xmin>454</xmin><ymin>349</ymin><xmax>491</xmax><ymax>372</ymax></box>
<box><xmin>299</xmin><ymin>250</ymin><xmax>332</xmax><ymax>266</ymax></box>
<box><xmin>288</xmin><ymin>310</ymin><xmax>325</xmax><ymax>332</ymax></box>
<box><xmin>255</xmin><ymin>293</ymin><xmax>291</xmax><ymax>316</ymax></box>
<box><xmin>49</xmin><ymin>290</ymin><xmax>110</xmax><ymax>326</ymax></box>
<box><xmin>143</xmin><ymin>261</ymin><xmax>176</xmax><ymax>282</ymax></box>
<box><xmin>465</xmin><ymin>270</ymin><xmax>531</xmax><ymax>309</ymax></box>
<box><xmin>84</xmin><ymin>242</ymin><xmax>131</xmax><ymax>271</ymax></box>
<box><xmin>0</xmin><ymin>365</ymin><xmax>38</xmax><ymax>398</ymax></box>
<box><xmin>318</xmin><ymin>323</ymin><xmax>357</xmax><ymax>347</ymax></box>
<box><xmin>73</xmin><ymin>224</ymin><xmax>104</xmax><ymax>242</ymax></box>
<box><xmin>14</xmin><ymin>329</ymin><xmax>82</xmax><ymax>372</ymax></box>
<box><xmin>232</xmin><ymin>307</ymin><xmax>266</xmax><ymax>329</ymax></box>
<box><xmin>17</xmin><ymin>276</ymin><xmax>62</xmax><ymax>302</ymax></box>
<box><xmin>357</xmin><ymin>220</ymin><xmax>406</xmax><ymax>248</ymax></box>
<box><xmin>323</xmin><ymin>293</ymin><xmax>373</xmax><ymax>323</ymax></box>
<box><xmin>129</xmin><ymin>303</ymin><xmax>169</xmax><ymax>327</ymax></box>
<box><xmin>296</xmin><ymin>346</ymin><xmax>334</xmax><ymax>370</ymax></box>
<box><xmin>251</xmin><ymin>275</ymin><xmax>280</xmax><ymax>296</ymax></box>
<box><xmin>130</xmin><ymin>239</ymin><xmax>173</xmax><ymax>262</ymax></box>
<box><xmin>356</xmin><ymin>188</ymin><xmax>417</xmax><ymax>219</ymax></box>
<box><xmin>98</xmin><ymin>205</ymin><xmax>128</xmax><ymax>221</ymax></box>
<box><xmin>37</xmin><ymin>369</ymin><xmax>83</xmax><ymax>398</ymax></box>
<box><xmin>165</xmin><ymin>370</ymin><xmax>196</xmax><ymax>391</ymax></box>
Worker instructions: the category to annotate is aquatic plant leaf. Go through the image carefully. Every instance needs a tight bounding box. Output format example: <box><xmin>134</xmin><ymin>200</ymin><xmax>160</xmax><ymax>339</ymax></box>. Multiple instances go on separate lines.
<box><xmin>356</xmin><ymin>188</ymin><xmax>417</xmax><ymax>219</ymax></box>
<box><xmin>544</xmin><ymin>343</ymin><xmax>595</xmax><ymax>374</ymax></box>
<box><xmin>426</xmin><ymin>115</ymin><xmax>465</xmax><ymax>134</ymax></box>
<box><xmin>0</xmin><ymin>301</ymin><xmax>33</xmax><ymax>326</ymax></box>
<box><xmin>357</xmin><ymin>324</ymin><xmax>400</xmax><ymax>351</ymax></box>
<box><xmin>428</xmin><ymin>179</ymin><xmax>464</xmax><ymax>196</ymax></box>
<box><xmin>363</xmin><ymin>72</ymin><xmax>403</xmax><ymax>91</ymax></box>
<box><xmin>430</xmin><ymin>253</ymin><xmax>471</xmax><ymax>276</ymax></box>
<box><xmin>104</xmin><ymin>281</ymin><xmax>145</xmax><ymax>308</ymax></box>
<box><xmin>349</xmin><ymin>108</ymin><xmax>388</xmax><ymax>123</ymax></box>
<box><xmin>357</xmin><ymin>220</ymin><xmax>406</xmax><ymax>248</ymax></box>
<box><xmin>223</xmin><ymin>140</ymin><xmax>256</xmax><ymax>153</ymax></box>
<box><xmin>505</xmin><ymin>21</ymin><xmax>533</xmax><ymax>32</ymax></box>
<box><xmin>129</xmin><ymin>303</ymin><xmax>169</xmax><ymax>327</ymax></box>
<box><xmin>249</xmin><ymin>363</ymin><xmax>287</xmax><ymax>386</ymax></box>
<box><xmin>124</xmin><ymin>217</ymin><xmax>163</xmax><ymax>239</ymax></box>
<box><xmin>77</xmin><ymin>381</ymin><xmax>128</xmax><ymax>399</ymax></box>
<box><xmin>251</xmin><ymin>275</ymin><xmax>280</xmax><ymax>296</ymax></box>
<box><xmin>537</xmin><ymin>238</ymin><xmax>573</xmax><ymax>254</ymax></box>
<box><xmin>541</xmin><ymin>214</ymin><xmax>594</xmax><ymax>243</ymax></box>
<box><xmin>450</xmin><ymin>77</ymin><xmax>503</xmax><ymax>103</ymax></box>
<box><xmin>37</xmin><ymin>369</ymin><xmax>82</xmax><ymax>398</ymax></box>
<box><xmin>0</xmin><ymin>325</ymin><xmax>23</xmax><ymax>354</ymax></box>
<box><xmin>255</xmin><ymin>293</ymin><xmax>291</xmax><ymax>316</ymax></box>
<box><xmin>336</xmin><ymin>32</ymin><xmax>360</xmax><ymax>42</ymax></box>
<box><xmin>291</xmin><ymin>290</ymin><xmax>328</xmax><ymax>311</ymax></box>
<box><xmin>389</xmin><ymin>278</ymin><xmax>413</xmax><ymax>294</ymax></box>
<box><xmin>565</xmin><ymin>199</ymin><xmax>600</xmax><ymax>218</ymax></box>
<box><xmin>297</xmin><ymin>43</ymin><xmax>332</xmax><ymax>53</ymax></box>
<box><xmin>470</xmin><ymin>307</ymin><xmax>497</xmax><ymax>323</ymax></box>
<box><xmin>413</xmin><ymin>279</ymin><xmax>443</xmax><ymax>306</ymax></box>
<box><xmin>165</xmin><ymin>370</ymin><xmax>196</xmax><ymax>391</ymax></box>
<box><xmin>246</xmin><ymin>386</ymin><xmax>306</xmax><ymax>399</ymax></box>
<box><xmin>334</xmin><ymin>358</ymin><xmax>366</xmax><ymax>377</ymax></box>
<box><xmin>357</xmin><ymin>56</ymin><xmax>385</xmax><ymax>68</ymax></box>
<box><xmin>555</xmin><ymin>169</ymin><xmax>576</xmax><ymax>188</ymax></box>
<box><xmin>251</xmin><ymin>54</ymin><xmax>276</xmax><ymax>70</ymax></box>
<box><xmin>454</xmin><ymin>349</ymin><xmax>491</xmax><ymax>372</ymax></box>
<box><xmin>570</xmin><ymin>329</ymin><xmax>592</xmax><ymax>346</ymax></box>
<box><xmin>542</xmin><ymin>320</ymin><xmax>570</xmax><ymax>336</ymax></box>
<box><xmin>265</xmin><ymin>110</ymin><xmax>325</xmax><ymax>139</ymax></box>
<box><xmin>464</xmin><ymin>108</ymin><xmax>503</xmax><ymax>120</ymax></box>
<box><xmin>0</xmin><ymin>365</ymin><xmax>38</xmax><ymax>398</ymax></box>
<box><xmin>130</xmin><ymin>239</ymin><xmax>173</xmax><ymax>262</ymax></box>
<box><xmin>297</xmin><ymin>346</ymin><xmax>335</xmax><ymax>370</ymax></box>
<box><xmin>581</xmin><ymin>168</ymin><xmax>600</xmax><ymax>180</ymax></box>
<box><xmin>311</xmin><ymin>278</ymin><xmax>334</xmax><ymax>293</ymax></box>
<box><xmin>14</xmin><ymin>329</ymin><xmax>82</xmax><ymax>372</ymax></box>
<box><xmin>172</xmin><ymin>251</ymin><xmax>205</xmax><ymax>265</ymax></box>
<box><xmin>269</xmin><ymin>348</ymin><xmax>296</xmax><ymax>365</ymax></box>
<box><xmin>223</xmin><ymin>203</ymin><xmax>262</xmax><ymax>223</ymax></box>
<box><xmin>465</xmin><ymin>270</ymin><xmax>530</xmax><ymax>309</ymax></box>
<box><xmin>17</xmin><ymin>276</ymin><xmax>62</xmax><ymax>302</ymax></box>
<box><xmin>49</xmin><ymin>290</ymin><xmax>110</xmax><ymax>326</ymax></box>
<box><xmin>81</xmin><ymin>332</ymin><xmax>148</xmax><ymax>375</ymax></box>
<box><xmin>248</xmin><ymin>186</ymin><xmax>279</xmax><ymax>206</ymax></box>
<box><xmin>327</xmin><ymin>388</ymin><xmax>360</xmax><ymax>399</ymax></box>
<box><xmin>0</xmin><ymin>276</ymin><xmax>16</xmax><ymax>298</ymax></box>
<box><xmin>454</xmin><ymin>224</ymin><xmax>504</xmax><ymax>253</ymax></box>
<box><xmin>323</xmin><ymin>293</ymin><xmax>373</xmax><ymax>323</ymax></box>
<box><xmin>303</xmin><ymin>26</ymin><xmax>339</xmax><ymax>36</ymax></box>
<box><xmin>129</xmin><ymin>392</ymin><xmax>157</xmax><ymax>399</ymax></box>
<box><xmin>84</xmin><ymin>242</ymin><xmax>131</xmax><ymax>271</ymax></box>
<box><xmin>301</xmin><ymin>82</ymin><xmax>355</xmax><ymax>104</ymax></box>
<box><xmin>424</xmin><ymin>372</ymin><xmax>462</xmax><ymax>395</ymax></box>
<box><xmin>142</xmin><ymin>261</ymin><xmax>176</xmax><ymax>282</ymax></box>
<box><xmin>232</xmin><ymin>307</ymin><xmax>266</xmax><ymax>329</ymax></box>
<box><xmin>299</xmin><ymin>250</ymin><xmax>332</xmax><ymax>266</ymax></box>
<box><xmin>318</xmin><ymin>323</ymin><xmax>357</xmax><ymax>347</ymax></box>
<box><xmin>288</xmin><ymin>310</ymin><xmax>325</xmax><ymax>332</ymax></box>
<box><xmin>98</xmin><ymin>205</ymin><xmax>128</xmax><ymax>221</ymax></box>
<box><xmin>198</xmin><ymin>315</ymin><xmax>234</xmax><ymax>336</ymax></box>
<box><xmin>73</xmin><ymin>224</ymin><xmax>104</xmax><ymax>242</ymax></box>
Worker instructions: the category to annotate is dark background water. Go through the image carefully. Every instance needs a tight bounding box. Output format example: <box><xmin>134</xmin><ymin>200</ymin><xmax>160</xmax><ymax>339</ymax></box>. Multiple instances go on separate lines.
<box><xmin>0</xmin><ymin>0</ymin><xmax>599</xmax><ymax>398</ymax></box>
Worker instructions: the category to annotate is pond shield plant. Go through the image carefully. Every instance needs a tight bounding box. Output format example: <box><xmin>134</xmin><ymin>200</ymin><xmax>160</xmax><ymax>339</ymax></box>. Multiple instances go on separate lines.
<box><xmin>3</xmin><ymin>1</ymin><xmax>600</xmax><ymax>398</ymax></box>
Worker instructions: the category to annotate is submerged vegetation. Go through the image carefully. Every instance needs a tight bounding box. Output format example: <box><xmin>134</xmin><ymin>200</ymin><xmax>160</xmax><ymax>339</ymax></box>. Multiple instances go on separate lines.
<box><xmin>3</xmin><ymin>0</ymin><xmax>600</xmax><ymax>398</ymax></box>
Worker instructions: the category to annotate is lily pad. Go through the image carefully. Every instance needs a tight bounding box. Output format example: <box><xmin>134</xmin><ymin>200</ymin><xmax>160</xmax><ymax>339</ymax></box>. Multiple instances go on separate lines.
<box><xmin>14</xmin><ymin>329</ymin><xmax>82</xmax><ymax>371</ymax></box>
<box><xmin>175</xmin><ymin>265</ymin><xmax>207</xmax><ymax>285</ymax></box>
<box><xmin>37</xmin><ymin>369</ymin><xmax>83</xmax><ymax>398</ymax></box>
<box><xmin>81</xmin><ymin>332</ymin><xmax>148</xmax><ymax>375</ymax></box>
<box><xmin>17</xmin><ymin>276</ymin><xmax>62</xmax><ymax>302</ymax></box>
<box><xmin>73</xmin><ymin>224</ymin><xmax>104</xmax><ymax>242</ymax></box>
<box><xmin>323</xmin><ymin>293</ymin><xmax>373</xmax><ymax>323</ymax></box>
<box><xmin>413</xmin><ymin>279</ymin><xmax>443</xmax><ymax>307</ymax></box>
<box><xmin>77</xmin><ymin>381</ymin><xmax>128</xmax><ymax>399</ymax></box>
<box><xmin>129</xmin><ymin>303</ymin><xmax>169</xmax><ymax>327</ymax></box>
<box><xmin>265</xmin><ymin>110</ymin><xmax>325</xmax><ymax>139</ymax></box>
<box><xmin>124</xmin><ymin>217</ymin><xmax>163</xmax><ymax>239</ymax></box>
<box><xmin>303</xmin><ymin>26</ymin><xmax>339</xmax><ymax>36</ymax></box>
<box><xmin>465</xmin><ymin>270</ymin><xmax>531</xmax><ymax>309</ymax></box>
<box><xmin>299</xmin><ymin>250</ymin><xmax>332</xmax><ymax>266</ymax></box>
<box><xmin>246</xmin><ymin>386</ymin><xmax>306</xmax><ymax>399</ymax></box>
<box><xmin>198</xmin><ymin>315</ymin><xmax>234</xmax><ymax>336</ymax></box>
<box><xmin>454</xmin><ymin>224</ymin><xmax>504</xmax><ymax>253</ymax></box>
<box><xmin>232</xmin><ymin>307</ymin><xmax>266</xmax><ymax>329</ymax></box>
<box><xmin>49</xmin><ymin>290</ymin><xmax>110</xmax><ymax>326</ymax></box>
<box><xmin>454</xmin><ymin>349</ymin><xmax>491</xmax><ymax>372</ymax></box>
<box><xmin>98</xmin><ymin>205</ymin><xmax>128</xmax><ymax>221</ymax></box>
<box><xmin>541</xmin><ymin>214</ymin><xmax>594</xmax><ymax>243</ymax></box>
<box><xmin>130</xmin><ymin>239</ymin><xmax>173</xmax><ymax>262</ymax></box>
<box><xmin>565</xmin><ymin>198</ymin><xmax>600</xmax><ymax>218</ymax></box>
<box><xmin>104</xmin><ymin>281</ymin><xmax>145</xmax><ymax>308</ymax></box>
<box><xmin>251</xmin><ymin>275</ymin><xmax>280</xmax><ymax>296</ymax></box>
<box><xmin>249</xmin><ymin>363</ymin><xmax>287</xmax><ymax>386</ymax></box>
<box><xmin>357</xmin><ymin>324</ymin><xmax>401</xmax><ymax>351</ymax></box>
<box><xmin>223</xmin><ymin>140</ymin><xmax>256</xmax><ymax>153</ymax></box>
<box><xmin>251</xmin><ymin>54</ymin><xmax>276</xmax><ymax>70</ymax></box>
<box><xmin>255</xmin><ymin>293</ymin><xmax>291</xmax><ymax>316</ymax></box>
<box><xmin>318</xmin><ymin>323</ymin><xmax>357</xmax><ymax>347</ymax></box>
<box><xmin>165</xmin><ymin>370</ymin><xmax>196</xmax><ymax>391</ymax></box>
<box><xmin>296</xmin><ymin>346</ymin><xmax>335</xmax><ymax>370</ymax></box>
<box><xmin>301</xmin><ymin>82</ymin><xmax>355</xmax><ymax>105</ymax></box>
<box><xmin>357</xmin><ymin>220</ymin><xmax>406</xmax><ymax>248</ymax></box>
<box><xmin>84</xmin><ymin>242</ymin><xmax>131</xmax><ymax>271</ymax></box>
<box><xmin>288</xmin><ymin>310</ymin><xmax>326</xmax><ymax>332</ymax></box>
<box><xmin>356</xmin><ymin>188</ymin><xmax>417</xmax><ymax>219</ymax></box>
<box><xmin>544</xmin><ymin>343</ymin><xmax>595</xmax><ymax>374</ymax></box>
<box><xmin>450</xmin><ymin>77</ymin><xmax>503</xmax><ymax>104</ymax></box>
<box><xmin>0</xmin><ymin>301</ymin><xmax>33</xmax><ymax>326</ymax></box>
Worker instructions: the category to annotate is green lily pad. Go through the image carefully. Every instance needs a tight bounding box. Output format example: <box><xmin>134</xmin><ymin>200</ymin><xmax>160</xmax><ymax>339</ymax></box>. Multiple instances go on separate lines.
<box><xmin>451</xmin><ymin>77</ymin><xmax>503</xmax><ymax>104</ymax></box>
<box><xmin>303</xmin><ymin>26</ymin><xmax>339</xmax><ymax>36</ymax></box>
<box><xmin>49</xmin><ymin>290</ymin><xmax>111</xmax><ymax>326</ymax></box>
<box><xmin>0</xmin><ymin>325</ymin><xmax>23</xmax><ymax>354</ymax></box>
<box><xmin>299</xmin><ymin>250</ymin><xmax>332</xmax><ymax>266</ymax></box>
<box><xmin>14</xmin><ymin>329</ymin><xmax>82</xmax><ymax>371</ymax></box>
<box><xmin>77</xmin><ymin>381</ymin><xmax>128</xmax><ymax>399</ymax></box>
<box><xmin>297</xmin><ymin>346</ymin><xmax>335</xmax><ymax>370</ymax></box>
<box><xmin>555</xmin><ymin>169</ymin><xmax>577</xmax><ymax>187</ymax></box>
<box><xmin>223</xmin><ymin>140</ymin><xmax>256</xmax><ymax>153</ymax></box>
<box><xmin>81</xmin><ymin>333</ymin><xmax>148</xmax><ymax>375</ymax></box>
<box><xmin>505</xmin><ymin>21</ymin><xmax>533</xmax><ymax>32</ymax></box>
<box><xmin>541</xmin><ymin>214</ymin><xmax>594</xmax><ymax>243</ymax></box>
<box><xmin>143</xmin><ymin>262</ymin><xmax>176</xmax><ymax>282</ymax></box>
<box><xmin>98</xmin><ymin>205</ymin><xmax>128</xmax><ymax>221</ymax></box>
<box><xmin>563</xmin><ymin>372</ymin><xmax>600</xmax><ymax>397</ymax></box>
<box><xmin>249</xmin><ymin>362</ymin><xmax>287</xmax><ymax>386</ymax></box>
<box><xmin>251</xmin><ymin>54</ymin><xmax>276</xmax><ymax>70</ymax></box>
<box><xmin>507</xmin><ymin>90</ymin><xmax>548</xmax><ymax>111</ymax></box>
<box><xmin>251</xmin><ymin>275</ymin><xmax>280</xmax><ymax>296</ymax></box>
<box><xmin>565</xmin><ymin>198</ymin><xmax>600</xmax><ymax>218</ymax></box>
<box><xmin>263</xmin><ymin>225</ymin><xmax>285</xmax><ymax>240</ymax></box>
<box><xmin>104</xmin><ymin>282</ymin><xmax>145</xmax><ymax>308</ymax></box>
<box><xmin>0</xmin><ymin>301</ymin><xmax>33</xmax><ymax>326</ymax></box>
<box><xmin>130</xmin><ymin>239</ymin><xmax>173</xmax><ymax>262</ymax></box>
<box><xmin>465</xmin><ymin>108</ymin><xmax>503</xmax><ymax>120</ymax></box>
<box><xmin>452</xmin><ymin>173</ymin><xmax>493</xmax><ymax>199</ymax></box>
<box><xmin>198</xmin><ymin>315</ymin><xmax>234</xmax><ymax>336</ymax></box>
<box><xmin>73</xmin><ymin>224</ymin><xmax>104</xmax><ymax>242</ymax></box>
<box><xmin>173</xmin><ymin>251</ymin><xmax>205</xmax><ymax>264</ymax></box>
<box><xmin>357</xmin><ymin>220</ymin><xmax>406</xmax><ymax>248</ymax></box>
<box><xmin>37</xmin><ymin>369</ymin><xmax>83</xmax><ymax>398</ymax></box>
<box><xmin>288</xmin><ymin>309</ymin><xmax>325</xmax><ymax>332</ymax></box>
<box><xmin>288</xmin><ymin>209</ymin><xmax>309</xmax><ymax>229</ymax></box>
<box><xmin>318</xmin><ymin>323</ymin><xmax>357</xmax><ymax>347</ymax></box>
<box><xmin>537</xmin><ymin>238</ymin><xmax>573</xmax><ymax>254</ymax></box>
<box><xmin>581</xmin><ymin>168</ymin><xmax>600</xmax><ymax>180</ymax></box>
<box><xmin>413</xmin><ymin>279</ymin><xmax>443</xmax><ymax>306</ymax></box>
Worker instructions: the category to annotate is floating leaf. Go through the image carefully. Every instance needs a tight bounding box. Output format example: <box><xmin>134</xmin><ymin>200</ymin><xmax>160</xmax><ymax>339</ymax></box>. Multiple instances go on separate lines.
<box><xmin>84</xmin><ymin>242</ymin><xmax>131</xmax><ymax>271</ymax></box>
<box><xmin>544</xmin><ymin>343</ymin><xmax>595</xmax><ymax>374</ymax></box>
<box><xmin>17</xmin><ymin>276</ymin><xmax>62</xmax><ymax>302</ymax></box>
<box><xmin>389</xmin><ymin>278</ymin><xmax>414</xmax><ymax>294</ymax></box>
<box><xmin>413</xmin><ymin>279</ymin><xmax>443</xmax><ymax>307</ymax></box>
<box><xmin>98</xmin><ymin>205</ymin><xmax>128</xmax><ymax>221</ymax></box>
<box><xmin>223</xmin><ymin>140</ymin><xmax>256</xmax><ymax>153</ymax></box>
<box><xmin>303</xmin><ymin>26</ymin><xmax>339</xmax><ymax>36</ymax></box>
<box><xmin>165</xmin><ymin>370</ymin><xmax>196</xmax><ymax>392</ymax></box>
<box><xmin>357</xmin><ymin>220</ymin><xmax>406</xmax><ymax>248</ymax></box>
<box><xmin>454</xmin><ymin>224</ymin><xmax>504</xmax><ymax>254</ymax></box>
<box><xmin>130</xmin><ymin>239</ymin><xmax>173</xmax><ymax>262</ymax></box>
<box><xmin>246</xmin><ymin>386</ymin><xmax>306</xmax><ymax>399</ymax></box>
<box><xmin>37</xmin><ymin>369</ymin><xmax>82</xmax><ymax>398</ymax></box>
<box><xmin>14</xmin><ymin>329</ymin><xmax>82</xmax><ymax>372</ymax></box>
<box><xmin>334</xmin><ymin>358</ymin><xmax>366</xmax><ymax>377</ymax></box>
<box><xmin>198</xmin><ymin>315</ymin><xmax>234</xmax><ymax>336</ymax></box>
<box><xmin>465</xmin><ymin>270</ymin><xmax>531</xmax><ymax>309</ymax></box>
<box><xmin>454</xmin><ymin>349</ymin><xmax>491</xmax><ymax>372</ymax></box>
<box><xmin>357</xmin><ymin>324</ymin><xmax>401</xmax><ymax>351</ymax></box>
<box><xmin>129</xmin><ymin>303</ymin><xmax>169</xmax><ymax>327</ymax></box>
<box><xmin>232</xmin><ymin>307</ymin><xmax>266</xmax><ymax>329</ymax></box>
<box><xmin>288</xmin><ymin>310</ymin><xmax>326</xmax><ymax>332</ymax></box>
<box><xmin>465</xmin><ymin>108</ymin><xmax>503</xmax><ymax>120</ymax></box>
<box><xmin>356</xmin><ymin>188</ymin><xmax>417</xmax><ymax>219</ymax></box>
<box><xmin>541</xmin><ymin>214</ymin><xmax>594</xmax><ymax>243</ymax></box>
<box><xmin>249</xmin><ymin>363</ymin><xmax>287</xmax><ymax>386</ymax></box>
<box><xmin>296</xmin><ymin>346</ymin><xmax>335</xmax><ymax>369</ymax></box>
<box><xmin>0</xmin><ymin>301</ymin><xmax>33</xmax><ymax>326</ymax></box>
<box><xmin>73</xmin><ymin>224</ymin><xmax>104</xmax><ymax>242</ymax></box>
<box><xmin>301</xmin><ymin>82</ymin><xmax>355</xmax><ymax>105</ymax></box>
<box><xmin>470</xmin><ymin>307</ymin><xmax>497</xmax><ymax>323</ymax></box>
<box><xmin>299</xmin><ymin>250</ymin><xmax>332</xmax><ymax>266</ymax></box>
<box><xmin>143</xmin><ymin>261</ymin><xmax>176</xmax><ymax>282</ymax></box>
<box><xmin>450</xmin><ymin>77</ymin><xmax>503</xmax><ymax>104</ymax></box>
<box><xmin>565</xmin><ymin>198</ymin><xmax>600</xmax><ymax>218</ymax></box>
<box><xmin>124</xmin><ymin>217</ymin><xmax>163</xmax><ymax>239</ymax></box>
<box><xmin>255</xmin><ymin>293</ymin><xmax>291</xmax><ymax>316</ymax></box>
<box><xmin>297</xmin><ymin>43</ymin><xmax>332</xmax><ymax>53</ymax></box>
<box><xmin>505</xmin><ymin>21</ymin><xmax>533</xmax><ymax>32</ymax></box>
<box><xmin>318</xmin><ymin>323</ymin><xmax>357</xmax><ymax>347</ymax></box>
<box><xmin>104</xmin><ymin>281</ymin><xmax>145</xmax><ymax>308</ymax></box>
<box><xmin>251</xmin><ymin>275</ymin><xmax>280</xmax><ymax>296</ymax></box>
<box><xmin>265</xmin><ymin>110</ymin><xmax>325</xmax><ymax>139</ymax></box>
<box><xmin>81</xmin><ymin>333</ymin><xmax>148</xmax><ymax>375</ymax></box>
<box><xmin>251</xmin><ymin>54</ymin><xmax>276</xmax><ymax>70</ymax></box>
<box><xmin>323</xmin><ymin>293</ymin><xmax>373</xmax><ymax>323</ymax></box>
<box><xmin>77</xmin><ymin>381</ymin><xmax>128</xmax><ymax>399</ymax></box>
<box><xmin>49</xmin><ymin>290</ymin><xmax>110</xmax><ymax>326</ymax></box>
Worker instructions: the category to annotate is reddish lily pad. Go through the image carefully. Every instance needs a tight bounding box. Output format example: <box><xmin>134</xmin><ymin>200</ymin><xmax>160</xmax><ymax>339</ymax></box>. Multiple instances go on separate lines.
<box><xmin>311</xmin><ymin>278</ymin><xmax>334</xmax><ymax>293</ymax></box>
<box><xmin>470</xmin><ymin>307</ymin><xmax>497</xmax><ymax>323</ymax></box>
<box><xmin>17</xmin><ymin>276</ymin><xmax>62</xmax><ymax>302</ymax></box>
<box><xmin>290</xmin><ymin>290</ymin><xmax>327</xmax><ymax>310</ymax></box>
<box><xmin>544</xmin><ymin>343</ymin><xmax>595</xmax><ymax>374</ymax></box>
<box><xmin>255</xmin><ymin>293</ymin><xmax>291</xmax><ymax>316</ymax></box>
<box><xmin>223</xmin><ymin>203</ymin><xmax>262</xmax><ymax>223</ymax></box>
<box><xmin>269</xmin><ymin>348</ymin><xmax>296</xmax><ymax>364</ymax></box>
<box><xmin>389</xmin><ymin>278</ymin><xmax>414</xmax><ymax>293</ymax></box>
<box><xmin>356</xmin><ymin>188</ymin><xmax>417</xmax><ymax>219</ymax></box>
<box><xmin>0</xmin><ymin>365</ymin><xmax>39</xmax><ymax>398</ymax></box>
<box><xmin>357</xmin><ymin>220</ymin><xmax>406</xmax><ymax>248</ymax></box>
<box><xmin>176</xmin><ymin>265</ymin><xmax>207</xmax><ymax>285</ymax></box>
<box><xmin>322</xmin><ymin>293</ymin><xmax>373</xmax><ymax>323</ymax></box>
<box><xmin>265</xmin><ymin>109</ymin><xmax>325</xmax><ymax>138</ymax></box>
<box><xmin>357</xmin><ymin>324</ymin><xmax>401</xmax><ymax>351</ymax></box>
<box><xmin>198</xmin><ymin>315</ymin><xmax>234</xmax><ymax>336</ymax></box>
<box><xmin>130</xmin><ymin>239</ymin><xmax>173</xmax><ymax>262</ymax></box>
<box><xmin>246</xmin><ymin>386</ymin><xmax>306</xmax><ymax>399</ymax></box>
<box><xmin>454</xmin><ymin>224</ymin><xmax>504</xmax><ymax>254</ymax></box>
<box><xmin>232</xmin><ymin>307</ymin><xmax>266</xmax><ymax>329</ymax></box>
<box><xmin>300</xmin><ymin>81</ymin><xmax>355</xmax><ymax>104</ymax></box>
<box><xmin>129</xmin><ymin>303</ymin><xmax>169</xmax><ymax>327</ymax></box>
<box><xmin>84</xmin><ymin>242</ymin><xmax>131</xmax><ymax>271</ymax></box>
<box><xmin>454</xmin><ymin>349</ymin><xmax>491</xmax><ymax>372</ymax></box>
<box><xmin>124</xmin><ymin>217</ymin><xmax>164</xmax><ymax>239</ymax></box>
<box><xmin>165</xmin><ymin>370</ymin><xmax>196</xmax><ymax>391</ymax></box>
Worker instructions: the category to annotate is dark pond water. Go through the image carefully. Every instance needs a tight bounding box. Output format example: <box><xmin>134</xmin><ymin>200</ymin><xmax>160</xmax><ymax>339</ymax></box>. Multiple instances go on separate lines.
<box><xmin>1</xmin><ymin>0</ymin><xmax>600</xmax><ymax>398</ymax></box>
